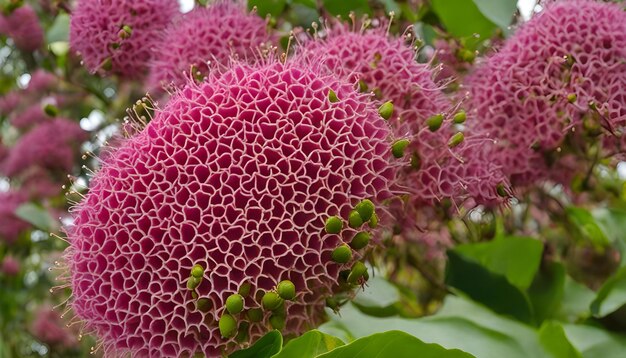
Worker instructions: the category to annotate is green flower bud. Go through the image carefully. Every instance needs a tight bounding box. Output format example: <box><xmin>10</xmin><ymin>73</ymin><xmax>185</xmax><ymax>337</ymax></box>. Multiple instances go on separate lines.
<box><xmin>262</xmin><ymin>292</ymin><xmax>283</xmax><ymax>311</ymax></box>
<box><xmin>347</xmin><ymin>261</ymin><xmax>368</xmax><ymax>284</ymax></box>
<box><xmin>235</xmin><ymin>322</ymin><xmax>249</xmax><ymax>343</ymax></box>
<box><xmin>368</xmin><ymin>212</ymin><xmax>379</xmax><ymax>229</ymax></box>
<box><xmin>426</xmin><ymin>114</ymin><xmax>444</xmax><ymax>132</ymax></box>
<box><xmin>191</xmin><ymin>264</ymin><xmax>204</xmax><ymax>278</ymax></box>
<box><xmin>358</xmin><ymin>80</ymin><xmax>368</xmax><ymax>93</ymax></box>
<box><xmin>246</xmin><ymin>308</ymin><xmax>264</xmax><ymax>322</ymax></box>
<box><xmin>350</xmin><ymin>232</ymin><xmax>370</xmax><ymax>250</ymax></box>
<box><xmin>325</xmin><ymin>216</ymin><xmax>343</xmax><ymax>234</ymax></box>
<box><xmin>453</xmin><ymin>110</ymin><xmax>466</xmax><ymax>124</ymax></box>
<box><xmin>348</xmin><ymin>210</ymin><xmax>363</xmax><ymax>229</ymax></box>
<box><xmin>186</xmin><ymin>276</ymin><xmax>201</xmax><ymax>290</ymax></box>
<box><xmin>219</xmin><ymin>314</ymin><xmax>237</xmax><ymax>338</ymax></box>
<box><xmin>43</xmin><ymin>104</ymin><xmax>58</xmax><ymax>117</ymax></box>
<box><xmin>196</xmin><ymin>298</ymin><xmax>212</xmax><ymax>312</ymax></box>
<box><xmin>331</xmin><ymin>244</ymin><xmax>352</xmax><ymax>264</ymax></box>
<box><xmin>496</xmin><ymin>183</ymin><xmax>508</xmax><ymax>198</ymax></box>
<box><xmin>238</xmin><ymin>282</ymin><xmax>251</xmax><ymax>297</ymax></box>
<box><xmin>191</xmin><ymin>291</ymin><xmax>198</xmax><ymax>300</ymax></box>
<box><xmin>328</xmin><ymin>89</ymin><xmax>339</xmax><ymax>103</ymax></box>
<box><xmin>378</xmin><ymin>101</ymin><xmax>394</xmax><ymax>120</ymax></box>
<box><xmin>277</xmin><ymin>280</ymin><xmax>296</xmax><ymax>301</ymax></box>
<box><xmin>325</xmin><ymin>297</ymin><xmax>340</xmax><ymax>312</ymax></box>
<box><xmin>391</xmin><ymin>139</ymin><xmax>410</xmax><ymax>158</ymax></box>
<box><xmin>567</xmin><ymin>93</ymin><xmax>577</xmax><ymax>103</ymax></box>
<box><xmin>355</xmin><ymin>199</ymin><xmax>374</xmax><ymax>222</ymax></box>
<box><xmin>448</xmin><ymin>132</ymin><xmax>464</xmax><ymax>148</ymax></box>
<box><xmin>226</xmin><ymin>294</ymin><xmax>244</xmax><ymax>314</ymax></box>
<box><xmin>269</xmin><ymin>314</ymin><xmax>285</xmax><ymax>330</ymax></box>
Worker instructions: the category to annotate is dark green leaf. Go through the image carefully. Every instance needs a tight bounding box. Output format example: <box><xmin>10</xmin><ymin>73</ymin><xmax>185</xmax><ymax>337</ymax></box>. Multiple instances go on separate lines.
<box><xmin>593</xmin><ymin>207</ymin><xmax>626</xmax><ymax>266</ymax></box>
<box><xmin>249</xmin><ymin>0</ymin><xmax>287</xmax><ymax>17</ymax></box>
<box><xmin>230</xmin><ymin>330</ymin><xmax>282</xmax><ymax>358</ymax></box>
<box><xmin>430</xmin><ymin>0</ymin><xmax>498</xmax><ymax>39</ymax></box>
<box><xmin>590</xmin><ymin>266</ymin><xmax>626</xmax><ymax>317</ymax></box>
<box><xmin>566</xmin><ymin>207</ymin><xmax>610</xmax><ymax>249</ymax></box>
<box><xmin>322</xmin><ymin>0</ymin><xmax>370</xmax><ymax>17</ymax></box>
<box><xmin>274</xmin><ymin>330</ymin><xmax>344</xmax><ymax>358</ymax></box>
<box><xmin>528</xmin><ymin>262</ymin><xmax>566</xmax><ymax>324</ymax></box>
<box><xmin>318</xmin><ymin>331</ymin><xmax>475</xmax><ymax>358</ymax></box>
<box><xmin>538</xmin><ymin>321</ymin><xmax>582</xmax><ymax>358</ymax></box>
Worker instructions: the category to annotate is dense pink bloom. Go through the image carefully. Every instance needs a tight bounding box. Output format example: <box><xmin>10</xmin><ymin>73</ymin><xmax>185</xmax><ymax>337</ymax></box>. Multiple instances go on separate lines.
<box><xmin>27</xmin><ymin>70</ymin><xmax>57</xmax><ymax>93</ymax></box>
<box><xmin>297</xmin><ymin>23</ymin><xmax>507</xmax><ymax>208</ymax></box>
<box><xmin>465</xmin><ymin>0</ymin><xmax>626</xmax><ymax>187</ymax></box>
<box><xmin>148</xmin><ymin>1</ymin><xmax>272</xmax><ymax>89</ymax></box>
<box><xmin>0</xmin><ymin>92</ymin><xmax>20</xmax><ymax>116</ymax></box>
<box><xmin>30</xmin><ymin>306</ymin><xmax>79</xmax><ymax>348</ymax></box>
<box><xmin>65</xmin><ymin>61</ymin><xmax>399</xmax><ymax>357</ymax></box>
<box><xmin>69</xmin><ymin>0</ymin><xmax>179</xmax><ymax>78</ymax></box>
<box><xmin>0</xmin><ymin>191</ymin><xmax>30</xmax><ymax>244</ymax></box>
<box><xmin>0</xmin><ymin>5</ymin><xmax>44</xmax><ymax>52</ymax></box>
<box><xmin>2</xmin><ymin>118</ymin><xmax>88</xmax><ymax>177</ymax></box>
<box><xmin>1</xmin><ymin>255</ymin><xmax>20</xmax><ymax>276</ymax></box>
<box><xmin>10</xmin><ymin>103</ymin><xmax>48</xmax><ymax>129</ymax></box>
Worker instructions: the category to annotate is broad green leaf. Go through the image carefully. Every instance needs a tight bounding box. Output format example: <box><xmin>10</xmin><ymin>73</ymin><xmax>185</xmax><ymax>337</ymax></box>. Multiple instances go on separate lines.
<box><xmin>528</xmin><ymin>262</ymin><xmax>566</xmax><ymax>324</ymax></box>
<box><xmin>431</xmin><ymin>0</ymin><xmax>498</xmax><ymax>39</ymax></box>
<box><xmin>290</xmin><ymin>0</ymin><xmax>317</xmax><ymax>8</ymax></box>
<box><xmin>593</xmin><ymin>207</ymin><xmax>626</xmax><ymax>266</ymax></box>
<box><xmin>230</xmin><ymin>330</ymin><xmax>282</xmax><ymax>358</ymax></box>
<box><xmin>454</xmin><ymin>236</ymin><xmax>543</xmax><ymax>290</ymax></box>
<box><xmin>322</xmin><ymin>0</ymin><xmax>370</xmax><ymax>17</ymax></box>
<box><xmin>566</xmin><ymin>207</ymin><xmax>610</xmax><ymax>250</ymax></box>
<box><xmin>15</xmin><ymin>203</ymin><xmax>58</xmax><ymax>232</ymax></box>
<box><xmin>352</xmin><ymin>276</ymin><xmax>400</xmax><ymax>310</ymax></box>
<box><xmin>472</xmin><ymin>0</ymin><xmax>516</xmax><ymax>30</ymax></box>
<box><xmin>590</xmin><ymin>266</ymin><xmax>626</xmax><ymax>317</ymax></box>
<box><xmin>558</xmin><ymin>277</ymin><xmax>594</xmax><ymax>322</ymax></box>
<box><xmin>538</xmin><ymin>321</ymin><xmax>582</xmax><ymax>358</ymax></box>
<box><xmin>274</xmin><ymin>330</ymin><xmax>344</xmax><ymax>358</ymax></box>
<box><xmin>563</xmin><ymin>324</ymin><xmax>626</xmax><ymax>358</ymax></box>
<box><xmin>46</xmin><ymin>14</ymin><xmax>70</xmax><ymax>44</ymax></box>
<box><xmin>446</xmin><ymin>250</ymin><xmax>533</xmax><ymax>323</ymax></box>
<box><xmin>248</xmin><ymin>0</ymin><xmax>287</xmax><ymax>17</ymax></box>
<box><xmin>318</xmin><ymin>331</ymin><xmax>475</xmax><ymax>358</ymax></box>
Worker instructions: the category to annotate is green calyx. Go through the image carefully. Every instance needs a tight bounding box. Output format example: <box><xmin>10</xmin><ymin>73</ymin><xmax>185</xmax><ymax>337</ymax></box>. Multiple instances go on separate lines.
<box><xmin>453</xmin><ymin>110</ymin><xmax>466</xmax><ymax>124</ymax></box>
<box><xmin>43</xmin><ymin>104</ymin><xmax>58</xmax><ymax>117</ymax></box>
<box><xmin>262</xmin><ymin>292</ymin><xmax>283</xmax><ymax>311</ymax></box>
<box><xmin>331</xmin><ymin>244</ymin><xmax>352</xmax><ymax>264</ymax></box>
<box><xmin>269</xmin><ymin>314</ymin><xmax>286</xmax><ymax>330</ymax></box>
<box><xmin>348</xmin><ymin>210</ymin><xmax>363</xmax><ymax>229</ymax></box>
<box><xmin>427</xmin><ymin>114</ymin><xmax>444</xmax><ymax>132</ymax></box>
<box><xmin>496</xmin><ymin>183</ymin><xmax>508</xmax><ymax>198</ymax></box>
<box><xmin>187</xmin><ymin>276</ymin><xmax>202</xmax><ymax>291</ymax></box>
<box><xmin>118</xmin><ymin>25</ymin><xmax>132</xmax><ymax>39</ymax></box>
<box><xmin>277</xmin><ymin>280</ymin><xmax>296</xmax><ymax>301</ymax></box>
<box><xmin>191</xmin><ymin>264</ymin><xmax>204</xmax><ymax>278</ymax></box>
<box><xmin>355</xmin><ymin>199</ymin><xmax>374</xmax><ymax>222</ymax></box>
<box><xmin>226</xmin><ymin>294</ymin><xmax>244</xmax><ymax>314</ymax></box>
<box><xmin>325</xmin><ymin>216</ymin><xmax>343</xmax><ymax>234</ymax></box>
<box><xmin>196</xmin><ymin>298</ymin><xmax>212</xmax><ymax>312</ymax></box>
<box><xmin>328</xmin><ymin>89</ymin><xmax>339</xmax><ymax>103</ymax></box>
<box><xmin>378</xmin><ymin>101</ymin><xmax>394</xmax><ymax>120</ymax></box>
<box><xmin>368</xmin><ymin>212</ymin><xmax>379</xmax><ymax>229</ymax></box>
<box><xmin>350</xmin><ymin>232</ymin><xmax>370</xmax><ymax>250</ymax></box>
<box><xmin>246</xmin><ymin>308</ymin><xmax>264</xmax><ymax>322</ymax></box>
<box><xmin>238</xmin><ymin>283</ymin><xmax>251</xmax><ymax>297</ymax></box>
<box><xmin>392</xmin><ymin>139</ymin><xmax>410</xmax><ymax>158</ymax></box>
<box><xmin>347</xmin><ymin>261</ymin><xmax>368</xmax><ymax>284</ymax></box>
<box><xmin>567</xmin><ymin>93</ymin><xmax>577</xmax><ymax>103</ymax></box>
<box><xmin>448</xmin><ymin>132</ymin><xmax>465</xmax><ymax>148</ymax></box>
<box><xmin>219</xmin><ymin>314</ymin><xmax>237</xmax><ymax>338</ymax></box>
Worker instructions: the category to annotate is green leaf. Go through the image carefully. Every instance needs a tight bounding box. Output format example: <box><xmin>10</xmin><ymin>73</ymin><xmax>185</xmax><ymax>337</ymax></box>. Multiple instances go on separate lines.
<box><xmin>563</xmin><ymin>324</ymin><xmax>626</xmax><ymax>358</ymax></box>
<box><xmin>558</xmin><ymin>277</ymin><xmax>595</xmax><ymax>322</ymax></box>
<box><xmin>249</xmin><ymin>0</ymin><xmax>287</xmax><ymax>17</ymax></box>
<box><xmin>46</xmin><ymin>14</ymin><xmax>70</xmax><ymax>44</ymax></box>
<box><xmin>290</xmin><ymin>0</ymin><xmax>317</xmax><ymax>8</ymax></box>
<box><xmin>430</xmin><ymin>0</ymin><xmax>498</xmax><ymax>39</ymax></box>
<box><xmin>15</xmin><ymin>203</ymin><xmax>58</xmax><ymax>232</ymax></box>
<box><xmin>446</xmin><ymin>249</ymin><xmax>533</xmax><ymax>323</ymax></box>
<box><xmin>566</xmin><ymin>207</ymin><xmax>610</xmax><ymax>250</ymax></box>
<box><xmin>318</xmin><ymin>331</ymin><xmax>475</xmax><ymax>358</ymax></box>
<box><xmin>472</xmin><ymin>0</ymin><xmax>517</xmax><ymax>30</ymax></box>
<box><xmin>230</xmin><ymin>330</ymin><xmax>282</xmax><ymax>358</ymax></box>
<box><xmin>352</xmin><ymin>276</ymin><xmax>400</xmax><ymax>315</ymax></box>
<box><xmin>322</xmin><ymin>0</ymin><xmax>370</xmax><ymax>17</ymax></box>
<box><xmin>590</xmin><ymin>266</ymin><xmax>626</xmax><ymax>317</ymax></box>
<box><xmin>454</xmin><ymin>236</ymin><xmax>543</xmax><ymax>290</ymax></box>
<box><xmin>538</xmin><ymin>321</ymin><xmax>583</xmax><ymax>358</ymax></box>
<box><xmin>274</xmin><ymin>330</ymin><xmax>344</xmax><ymax>358</ymax></box>
<box><xmin>528</xmin><ymin>262</ymin><xmax>566</xmax><ymax>324</ymax></box>
<box><xmin>593</xmin><ymin>207</ymin><xmax>626</xmax><ymax>266</ymax></box>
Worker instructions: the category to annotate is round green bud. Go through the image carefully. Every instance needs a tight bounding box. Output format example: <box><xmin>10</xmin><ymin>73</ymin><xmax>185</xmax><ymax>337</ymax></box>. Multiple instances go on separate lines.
<box><xmin>328</xmin><ymin>89</ymin><xmax>339</xmax><ymax>103</ymax></box>
<box><xmin>350</xmin><ymin>232</ymin><xmax>370</xmax><ymax>250</ymax></box>
<box><xmin>496</xmin><ymin>183</ymin><xmax>508</xmax><ymax>198</ymax></box>
<box><xmin>426</xmin><ymin>114</ymin><xmax>444</xmax><ymax>132</ymax></box>
<box><xmin>448</xmin><ymin>132</ymin><xmax>465</xmax><ymax>148</ymax></box>
<box><xmin>348</xmin><ymin>210</ymin><xmax>364</xmax><ymax>229</ymax></box>
<box><xmin>191</xmin><ymin>264</ymin><xmax>204</xmax><ymax>278</ymax></box>
<box><xmin>226</xmin><ymin>294</ymin><xmax>244</xmax><ymax>314</ymax></box>
<box><xmin>347</xmin><ymin>261</ymin><xmax>368</xmax><ymax>284</ymax></box>
<box><xmin>368</xmin><ymin>212</ymin><xmax>379</xmax><ymax>229</ymax></box>
<box><xmin>567</xmin><ymin>93</ymin><xmax>577</xmax><ymax>103</ymax></box>
<box><xmin>358</xmin><ymin>80</ymin><xmax>369</xmax><ymax>93</ymax></box>
<box><xmin>453</xmin><ymin>110</ymin><xmax>466</xmax><ymax>124</ymax></box>
<box><xmin>262</xmin><ymin>292</ymin><xmax>283</xmax><ymax>311</ymax></box>
<box><xmin>378</xmin><ymin>101</ymin><xmax>394</xmax><ymax>121</ymax></box>
<box><xmin>391</xmin><ymin>139</ymin><xmax>410</xmax><ymax>158</ymax></box>
<box><xmin>331</xmin><ymin>244</ymin><xmax>352</xmax><ymax>264</ymax></box>
<box><xmin>246</xmin><ymin>308</ymin><xmax>264</xmax><ymax>322</ymax></box>
<box><xmin>186</xmin><ymin>276</ymin><xmax>202</xmax><ymax>290</ymax></box>
<box><xmin>219</xmin><ymin>314</ymin><xmax>237</xmax><ymax>338</ymax></box>
<box><xmin>196</xmin><ymin>298</ymin><xmax>212</xmax><ymax>312</ymax></box>
<box><xmin>43</xmin><ymin>104</ymin><xmax>59</xmax><ymax>117</ymax></box>
<box><xmin>269</xmin><ymin>314</ymin><xmax>285</xmax><ymax>330</ymax></box>
<box><xmin>325</xmin><ymin>216</ymin><xmax>343</xmax><ymax>234</ymax></box>
<box><xmin>355</xmin><ymin>199</ymin><xmax>374</xmax><ymax>222</ymax></box>
<box><xmin>191</xmin><ymin>291</ymin><xmax>198</xmax><ymax>300</ymax></box>
<box><xmin>238</xmin><ymin>282</ymin><xmax>251</xmax><ymax>297</ymax></box>
<box><xmin>277</xmin><ymin>280</ymin><xmax>296</xmax><ymax>301</ymax></box>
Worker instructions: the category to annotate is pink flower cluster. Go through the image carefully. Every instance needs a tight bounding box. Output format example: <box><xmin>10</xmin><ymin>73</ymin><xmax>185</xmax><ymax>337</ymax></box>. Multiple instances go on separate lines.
<box><xmin>1</xmin><ymin>255</ymin><xmax>20</xmax><ymax>276</ymax></box>
<box><xmin>30</xmin><ymin>306</ymin><xmax>79</xmax><ymax>348</ymax></box>
<box><xmin>0</xmin><ymin>5</ymin><xmax>44</xmax><ymax>52</ymax></box>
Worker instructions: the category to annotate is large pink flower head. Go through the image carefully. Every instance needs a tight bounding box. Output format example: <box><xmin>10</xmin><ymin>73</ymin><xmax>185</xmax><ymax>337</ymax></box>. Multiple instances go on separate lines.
<box><xmin>69</xmin><ymin>0</ymin><xmax>179</xmax><ymax>78</ymax></box>
<box><xmin>465</xmin><ymin>0</ymin><xmax>626</xmax><ymax>187</ymax></box>
<box><xmin>148</xmin><ymin>0</ymin><xmax>272</xmax><ymax>90</ymax></box>
<box><xmin>0</xmin><ymin>5</ymin><xmax>44</xmax><ymax>52</ymax></box>
<box><xmin>2</xmin><ymin>118</ymin><xmax>88</xmax><ymax>177</ymax></box>
<box><xmin>296</xmin><ymin>21</ymin><xmax>508</xmax><ymax>208</ymax></box>
<box><xmin>64</xmin><ymin>60</ymin><xmax>399</xmax><ymax>356</ymax></box>
<box><xmin>0</xmin><ymin>191</ymin><xmax>30</xmax><ymax>244</ymax></box>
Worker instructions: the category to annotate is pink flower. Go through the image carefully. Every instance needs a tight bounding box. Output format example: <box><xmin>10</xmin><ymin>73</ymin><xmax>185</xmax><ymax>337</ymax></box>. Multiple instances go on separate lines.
<box><xmin>1</xmin><ymin>255</ymin><xmax>20</xmax><ymax>276</ymax></box>
<box><xmin>0</xmin><ymin>5</ymin><xmax>44</xmax><ymax>52</ymax></box>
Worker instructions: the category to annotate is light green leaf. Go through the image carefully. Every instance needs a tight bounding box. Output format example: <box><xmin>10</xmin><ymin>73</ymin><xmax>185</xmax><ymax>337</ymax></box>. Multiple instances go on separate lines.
<box><xmin>353</xmin><ymin>276</ymin><xmax>400</xmax><ymax>309</ymax></box>
<box><xmin>431</xmin><ymin>0</ymin><xmax>498</xmax><ymax>39</ymax></box>
<box><xmin>15</xmin><ymin>203</ymin><xmax>58</xmax><ymax>232</ymax></box>
<box><xmin>249</xmin><ymin>0</ymin><xmax>287</xmax><ymax>17</ymax></box>
<box><xmin>46</xmin><ymin>14</ymin><xmax>70</xmax><ymax>44</ymax></box>
<box><xmin>273</xmin><ymin>330</ymin><xmax>344</xmax><ymax>358</ymax></box>
<box><xmin>558</xmin><ymin>277</ymin><xmax>595</xmax><ymax>322</ymax></box>
<box><xmin>318</xmin><ymin>331</ymin><xmax>475</xmax><ymax>358</ymax></box>
<box><xmin>566</xmin><ymin>207</ymin><xmax>610</xmax><ymax>249</ymax></box>
<box><xmin>538</xmin><ymin>321</ymin><xmax>583</xmax><ymax>358</ymax></box>
<box><xmin>563</xmin><ymin>324</ymin><xmax>626</xmax><ymax>358</ymax></box>
<box><xmin>593</xmin><ymin>207</ymin><xmax>626</xmax><ymax>266</ymax></box>
<box><xmin>230</xmin><ymin>330</ymin><xmax>282</xmax><ymax>358</ymax></box>
<box><xmin>472</xmin><ymin>0</ymin><xmax>517</xmax><ymax>30</ymax></box>
<box><xmin>590</xmin><ymin>266</ymin><xmax>626</xmax><ymax>317</ymax></box>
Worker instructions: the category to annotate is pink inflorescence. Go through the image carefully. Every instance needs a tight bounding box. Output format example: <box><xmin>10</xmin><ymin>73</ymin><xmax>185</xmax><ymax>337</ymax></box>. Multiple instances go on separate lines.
<box><xmin>297</xmin><ymin>22</ymin><xmax>507</xmax><ymax>207</ymax></box>
<box><xmin>1</xmin><ymin>255</ymin><xmax>20</xmax><ymax>276</ymax></box>
<box><xmin>465</xmin><ymin>0</ymin><xmax>626</xmax><ymax>187</ymax></box>
<box><xmin>10</xmin><ymin>103</ymin><xmax>48</xmax><ymax>130</ymax></box>
<box><xmin>69</xmin><ymin>0</ymin><xmax>180</xmax><ymax>78</ymax></box>
<box><xmin>0</xmin><ymin>191</ymin><xmax>30</xmax><ymax>244</ymax></box>
<box><xmin>0</xmin><ymin>5</ymin><xmax>44</xmax><ymax>52</ymax></box>
<box><xmin>30</xmin><ymin>306</ymin><xmax>79</xmax><ymax>348</ymax></box>
<box><xmin>148</xmin><ymin>1</ymin><xmax>272</xmax><ymax>90</ymax></box>
<box><xmin>65</xmin><ymin>60</ymin><xmax>398</xmax><ymax>357</ymax></box>
<box><xmin>2</xmin><ymin>118</ymin><xmax>88</xmax><ymax>177</ymax></box>
<box><xmin>27</xmin><ymin>70</ymin><xmax>57</xmax><ymax>94</ymax></box>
